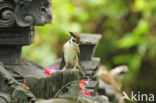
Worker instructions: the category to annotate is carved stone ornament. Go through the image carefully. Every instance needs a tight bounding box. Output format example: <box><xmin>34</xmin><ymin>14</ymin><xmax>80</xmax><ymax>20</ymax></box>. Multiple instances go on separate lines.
<box><xmin>0</xmin><ymin>0</ymin><xmax>52</xmax><ymax>27</ymax></box>
<box><xmin>0</xmin><ymin>0</ymin><xmax>110</xmax><ymax>102</ymax></box>
<box><xmin>0</xmin><ymin>0</ymin><xmax>15</xmax><ymax>27</ymax></box>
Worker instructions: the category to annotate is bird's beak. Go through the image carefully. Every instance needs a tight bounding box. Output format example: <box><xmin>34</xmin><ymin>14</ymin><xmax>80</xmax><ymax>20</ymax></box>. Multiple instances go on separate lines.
<box><xmin>69</xmin><ymin>31</ymin><xmax>74</xmax><ymax>37</ymax></box>
<box><xmin>119</xmin><ymin>69</ymin><xmax>128</xmax><ymax>75</ymax></box>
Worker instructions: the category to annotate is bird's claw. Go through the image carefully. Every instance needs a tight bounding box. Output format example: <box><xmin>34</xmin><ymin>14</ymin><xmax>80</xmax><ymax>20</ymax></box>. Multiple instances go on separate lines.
<box><xmin>70</xmin><ymin>68</ymin><xmax>76</xmax><ymax>73</ymax></box>
<box><xmin>61</xmin><ymin>67</ymin><xmax>67</xmax><ymax>71</ymax></box>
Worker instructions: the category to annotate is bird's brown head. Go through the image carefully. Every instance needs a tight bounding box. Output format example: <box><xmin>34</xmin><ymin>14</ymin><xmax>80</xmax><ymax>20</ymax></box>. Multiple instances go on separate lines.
<box><xmin>70</xmin><ymin>31</ymin><xmax>80</xmax><ymax>44</ymax></box>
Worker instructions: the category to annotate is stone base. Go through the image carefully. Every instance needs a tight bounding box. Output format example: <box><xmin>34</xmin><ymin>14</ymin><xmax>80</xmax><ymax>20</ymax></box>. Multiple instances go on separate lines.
<box><xmin>0</xmin><ymin>46</ymin><xmax>22</xmax><ymax>64</ymax></box>
<box><xmin>0</xmin><ymin>59</ymin><xmax>80</xmax><ymax>103</ymax></box>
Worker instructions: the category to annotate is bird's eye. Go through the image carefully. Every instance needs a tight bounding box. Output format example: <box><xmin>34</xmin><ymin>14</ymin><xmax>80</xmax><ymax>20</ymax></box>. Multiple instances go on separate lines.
<box><xmin>72</xmin><ymin>39</ymin><xmax>76</xmax><ymax>42</ymax></box>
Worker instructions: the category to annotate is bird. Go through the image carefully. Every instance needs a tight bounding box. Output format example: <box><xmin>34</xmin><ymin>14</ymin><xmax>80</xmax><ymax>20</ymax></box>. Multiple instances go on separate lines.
<box><xmin>61</xmin><ymin>31</ymin><xmax>85</xmax><ymax>77</ymax></box>
<box><xmin>96</xmin><ymin>65</ymin><xmax>128</xmax><ymax>91</ymax></box>
<box><xmin>96</xmin><ymin>65</ymin><xmax>129</xmax><ymax>103</ymax></box>
<box><xmin>110</xmin><ymin>65</ymin><xmax>128</xmax><ymax>90</ymax></box>
<box><xmin>96</xmin><ymin>65</ymin><xmax>120</xmax><ymax>92</ymax></box>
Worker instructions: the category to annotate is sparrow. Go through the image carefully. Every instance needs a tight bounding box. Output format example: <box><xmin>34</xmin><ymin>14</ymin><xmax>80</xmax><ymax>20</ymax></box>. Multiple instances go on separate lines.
<box><xmin>96</xmin><ymin>65</ymin><xmax>129</xmax><ymax>103</ymax></box>
<box><xmin>96</xmin><ymin>65</ymin><xmax>128</xmax><ymax>91</ymax></box>
<box><xmin>110</xmin><ymin>65</ymin><xmax>128</xmax><ymax>90</ymax></box>
<box><xmin>96</xmin><ymin>65</ymin><xmax>120</xmax><ymax>92</ymax></box>
<box><xmin>61</xmin><ymin>32</ymin><xmax>85</xmax><ymax>77</ymax></box>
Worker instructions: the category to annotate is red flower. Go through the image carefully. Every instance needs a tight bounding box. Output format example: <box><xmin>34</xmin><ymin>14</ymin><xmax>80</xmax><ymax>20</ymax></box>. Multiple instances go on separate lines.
<box><xmin>43</xmin><ymin>70</ymin><xmax>52</xmax><ymax>76</ymax></box>
<box><xmin>79</xmin><ymin>80</ymin><xmax>87</xmax><ymax>86</ymax></box>
<box><xmin>79</xmin><ymin>86</ymin><xmax>83</xmax><ymax>89</ymax></box>
<box><xmin>81</xmin><ymin>91</ymin><xmax>92</xmax><ymax>96</ymax></box>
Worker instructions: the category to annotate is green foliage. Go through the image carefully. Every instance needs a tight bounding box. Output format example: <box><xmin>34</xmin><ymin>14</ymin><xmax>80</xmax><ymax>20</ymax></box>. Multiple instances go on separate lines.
<box><xmin>22</xmin><ymin>0</ymin><xmax>156</xmax><ymax>85</ymax></box>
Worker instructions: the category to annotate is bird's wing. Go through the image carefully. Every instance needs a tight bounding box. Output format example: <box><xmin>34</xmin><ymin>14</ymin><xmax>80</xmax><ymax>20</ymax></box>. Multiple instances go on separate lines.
<box><xmin>100</xmin><ymin>73</ymin><xmax>112</xmax><ymax>84</ymax></box>
<box><xmin>100</xmin><ymin>72</ymin><xmax>120</xmax><ymax>91</ymax></box>
<box><xmin>59</xmin><ymin>44</ymin><xmax>66</xmax><ymax>69</ymax></box>
<box><xmin>74</xmin><ymin>45</ymin><xmax>80</xmax><ymax>58</ymax></box>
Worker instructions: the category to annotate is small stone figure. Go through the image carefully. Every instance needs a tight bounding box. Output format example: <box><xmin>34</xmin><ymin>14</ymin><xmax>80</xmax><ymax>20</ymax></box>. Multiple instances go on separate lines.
<box><xmin>62</xmin><ymin>32</ymin><xmax>85</xmax><ymax>77</ymax></box>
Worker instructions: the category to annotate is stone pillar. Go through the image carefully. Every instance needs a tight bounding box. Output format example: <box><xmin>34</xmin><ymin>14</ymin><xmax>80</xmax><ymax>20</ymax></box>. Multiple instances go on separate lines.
<box><xmin>0</xmin><ymin>1</ymin><xmax>80</xmax><ymax>103</ymax></box>
<box><xmin>79</xmin><ymin>34</ymin><xmax>101</xmax><ymax>95</ymax></box>
<box><xmin>0</xmin><ymin>0</ymin><xmax>51</xmax><ymax>64</ymax></box>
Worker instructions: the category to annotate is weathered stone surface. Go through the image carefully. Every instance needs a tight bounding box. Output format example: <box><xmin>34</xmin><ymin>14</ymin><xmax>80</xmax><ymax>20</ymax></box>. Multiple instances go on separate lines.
<box><xmin>80</xmin><ymin>58</ymin><xmax>100</xmax><ymax>71</ymax></box>
<box><xmin>84</xmin><ymin>71</ymin><xmax>94</xmax><ymax>77</ymax></box>
<box><xmin>79</xmin><ymin>45</ymin><xmax>95</xmax><ymax>61</ymax></box>
<box><xmin>79</xmin><ymin>34</ymin><xmax>102</xmax><ymax>61</ymax></box>
<box><xmin>36</xmin><ymin>97</ymin><xmax>98</xmax><ymax>103</ymax></box>
<box><xmin>0</xmin><ymin>0</ymin><xmax>15</xmax><ymax>27</ymax></box>
<box><xmin>34</xmin><ymin>96</ymin><xmax>108</xmax><ymax>103</ymax></box>
<box><xmin>3</xmin><ymin>58</ymin><xmax>80</xmax><ymax>99</ymax></box>
<box><xmin>0</xmin><ymin>62</ymin><xmax>36</xmax><ymax>103</ymax></box>
<box><xmin>1</xmin><ymin>61</ymin><xmax>80</xmax><ymax>102</ymax></box>
<box><xmin>0</xmin><ymin>27</ymin><xmax>34</xmax><ymax>45</ymax></box>
<box><xmin>36</xmin><ymin>98</ymin><xmax>76</xmax><ymax>103</ymax></box>
<box><xmin>86</xmin><ymin>81</ymin><xmax>98</xmax><ymax>89</ymax></box>
<box><xmin>0</xmin><ymin>46</ymin><xmax>21</xmax><ymax>64</ymax></box>
<box><xmin>0</xmin><ymin>93</ymin><xmax>11</xmax><ymax>103</ymax></box>
<box><xmin>79</xmin><ymin>95</ymin><xmax>109</xmax><ymax>103</ymax></box>
<box><xmin>15</xmin><ymin>0</ymin><xmax>52</xmax><ymax>26</ymax></box>
<box><xmin>25</xmin><ymin>70</ymin><xmax>79</xmax><ymax>99</ymax></box>
<box><xmin>97</xmin><ymin>85</ymin><xmax>116</xmax><ymax>102</ymax></box>
<box><xmin>80</xmin><ymin>34</ymin><xmax>102</xmax><ymax>45</ymax></box>
<box><xmin>81</xmin><ymin>58</ymin><xmax>100</xmax><ymax>78</ymax></box>
<box><xmin>0</xmin><ymin>0</ymin><xmax>51</xmax><ymax>27</ymax></box>
<box><xmin>5</xmin><ymin>63</ymin><xmax>46</xmax><ymax>79</ymax></box>
<box><xmin>0</xmin><ymin>62</ymin><xmax>19</xmax><ymax>93</ymax></box>
<box><xmin>0</xmin><ymin>0</ymin><xmax>52</xmax><ymax>65</ymax></box>
<box><xmin>12</xmin><ymin>86</ymin><xmax>36</xmax><ymax>103</ymax></box>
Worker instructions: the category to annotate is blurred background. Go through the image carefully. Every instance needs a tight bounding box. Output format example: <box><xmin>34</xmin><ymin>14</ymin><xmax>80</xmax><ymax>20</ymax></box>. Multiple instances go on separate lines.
<box><xmin>22</xmin><ymin>0</ymin><xmax>156</xmax><ymax>101</ymax></box>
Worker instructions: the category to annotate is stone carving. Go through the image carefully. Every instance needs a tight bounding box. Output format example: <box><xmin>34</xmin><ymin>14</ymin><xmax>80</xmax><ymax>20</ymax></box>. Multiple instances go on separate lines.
<box><xmin>0</xmin><ymin>0</ymin><xmax>51</xmax><ymax>27</ymax></box>
<box><xmin>0</xmin><ymin>62</ymin><xmax>36</xmax><ymax>103</ymax></box>
<box><xmin>0</xmin><ymin>0</ymin><xmax>15</xmax><ymax>27</ymax></box>
<box><xmin>15</xmin><ymin>0</ymin><xmax>52</xmax><ymax>26</ymax></box>
<box><xmin>0</xmin><ymin>93</ymin><xmax>11</xmax><ymax>103</ymax></box>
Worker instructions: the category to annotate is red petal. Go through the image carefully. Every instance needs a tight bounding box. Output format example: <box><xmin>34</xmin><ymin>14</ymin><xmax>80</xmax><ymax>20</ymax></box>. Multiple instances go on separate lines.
<box><xmin>79</xmin><ymin>86</ymin><xmax>83</xmax><ymax>89</ymax></box>
<box><xmin>79</xmin><ymin>80</ymin><xmax>87</xmax><ymax>86</ymax></box>
<box><xmin>81</xmin><ymin>91</ymin><xmax>92</xmax><ymax>96</ymax></box>
<box><xmin>43</xmin><ymin>71</ymin><xmax>52</xmax><ymax>76</ymax></box>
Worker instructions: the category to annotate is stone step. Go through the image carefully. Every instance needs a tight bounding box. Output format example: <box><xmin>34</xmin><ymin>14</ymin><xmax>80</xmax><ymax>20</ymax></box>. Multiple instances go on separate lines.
<box><xmin>79</xmin><ymin>34</ymin><xmax>102</xmax><ymax>61</ymax></box>
<box><xmin>86</xmin><ymin>81</ymin><xmax>98</xmax><ymax>89</ymax></box>
<box><xmin>81</xmin><ymin>58</ymin><xmax>100</xmax><ymax>71</ymax></box>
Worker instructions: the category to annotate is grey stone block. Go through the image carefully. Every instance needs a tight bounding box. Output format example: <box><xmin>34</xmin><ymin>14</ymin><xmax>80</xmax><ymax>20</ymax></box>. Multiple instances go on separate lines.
<box><xmin>81</xmin><ymin>57</ymin><xmax>100</xmax><ymax>71</ymax></box>
<box><xmin>79</xmin><ymin>34</ymin><xmax>102</xmax><ymax>61</ymax></box>
<box><xmin>79</xmin><ymin>95</ymin><xmax>109</xmax><ymax>103</ymax></box>
<box><xmin>86</xmin><ymin>81</ymin><xmax>98</xmax><ymax>89</ymax></box>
